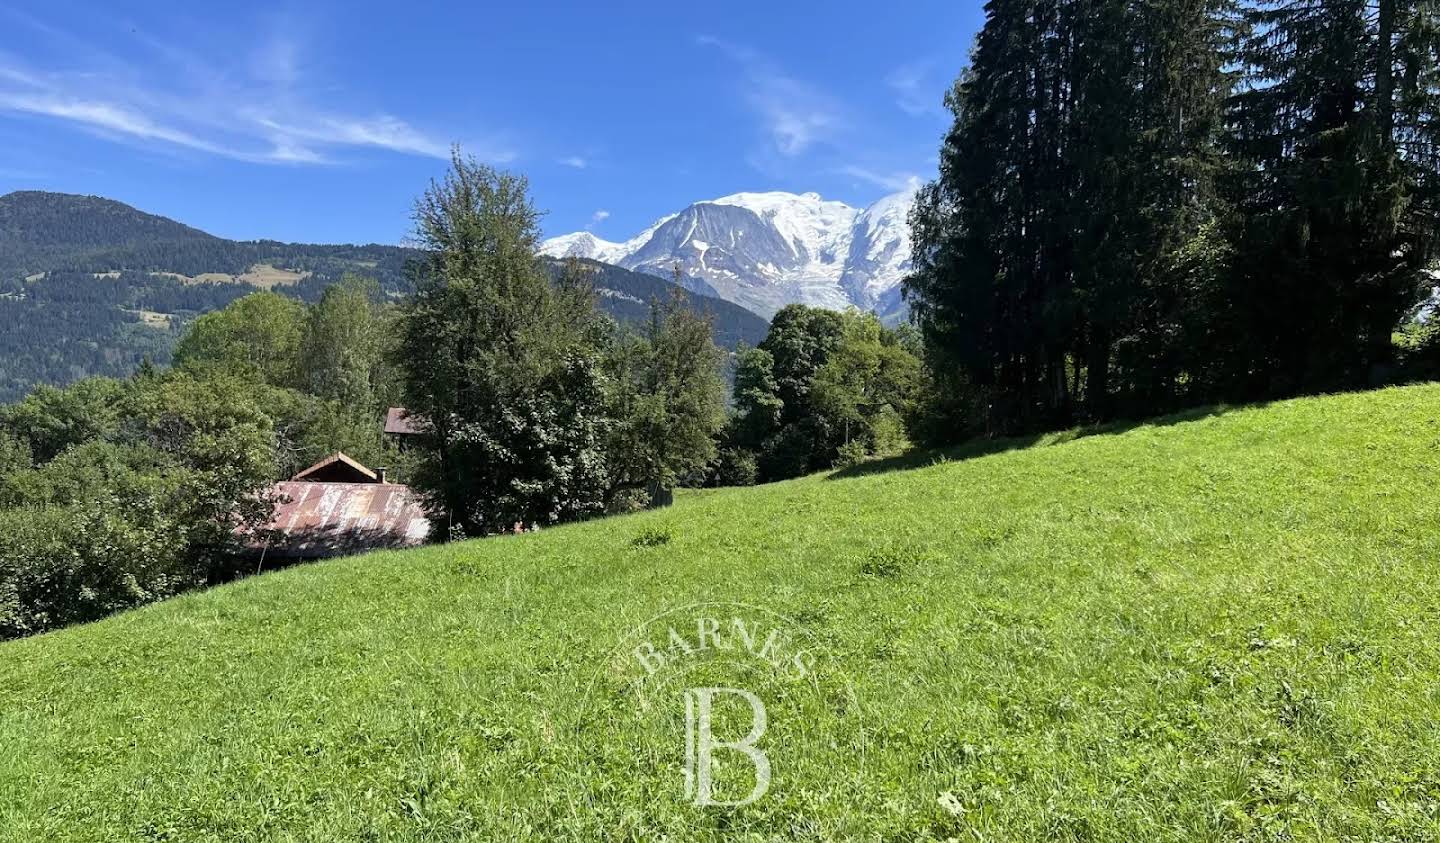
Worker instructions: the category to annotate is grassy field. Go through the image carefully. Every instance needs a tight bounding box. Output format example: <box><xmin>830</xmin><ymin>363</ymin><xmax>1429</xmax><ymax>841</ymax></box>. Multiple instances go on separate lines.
<box><xmin>150</xmin><ymin>264</ymin><xmax>310</xmax><ymax>289</ymax></box>
<box><xmin>4</xmin><ymin>386</ymin><xmax>1440</xmax><ymax>840</ymax></box>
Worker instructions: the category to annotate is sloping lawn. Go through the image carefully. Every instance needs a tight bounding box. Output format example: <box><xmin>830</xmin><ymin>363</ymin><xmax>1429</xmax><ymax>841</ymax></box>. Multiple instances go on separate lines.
<box><xmin>3</xmin><ymin>386</ymin><xmax>1440</xmax><ymax>840</ymax></box>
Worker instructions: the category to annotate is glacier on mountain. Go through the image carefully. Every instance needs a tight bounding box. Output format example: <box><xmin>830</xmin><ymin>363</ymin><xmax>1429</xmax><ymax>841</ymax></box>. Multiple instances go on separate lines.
<box><xmin>540</xmin><ymin>189</ymin><xmax>915</xmax><ymax>321</ymax></box>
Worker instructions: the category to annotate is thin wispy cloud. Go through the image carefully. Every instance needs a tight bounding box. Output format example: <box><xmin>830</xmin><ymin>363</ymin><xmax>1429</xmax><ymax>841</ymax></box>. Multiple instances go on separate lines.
<box><xmin>697</xmin><ymin>35</ymin><xmax>844</xmax><ymax>157</ymax></box>
<box><xmin>250</xmin><ymin>32</ymin><xmax>301</xmax><ymax>86</ymax></box>
<box><xmin>887</xmin><ymin>60</ymin><xmax>947</xmax><ymax>118</ymax></box>
<box><xmin>559</xmin><ymin>155</ymin><xmax>588</xmax><ymax>169</ymax></box>
<box><xmin>840</xmin><ymin>165</ymin><xmax>923</xmax><ymax>193</ymax></box>
<box><xmin>586</xmin><ymin>209</ymin><xmax>610</xmax><ymax>230</ymax></box>
<box><xmin>252</xmin><ymin>113</ymin><xmax>454</xmax><ymax>161</ymax></box>
<box><xmin>0</xmin><ymin>16</ymin><xmax>504</xmax><ymax>167</ymax></box>
<box><xmin>696</xmin><ymin>35</ymin><xmax>932</xmax><ymax>199</ymax></box>
<box><xmin>0</xmin><ymin>91</ymin><xmax>240</xmax><ymax>157</ymax></box>
<box><xmin>0</xmin><ymin>66</ymin><xmax>41</xmax><ymax>87</ymax></box>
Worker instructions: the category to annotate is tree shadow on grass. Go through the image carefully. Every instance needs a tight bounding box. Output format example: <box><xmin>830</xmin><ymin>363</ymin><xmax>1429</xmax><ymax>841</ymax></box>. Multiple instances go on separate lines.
<box><xmin>229</xmin><ymin>524</ymin><xmax>432</xmax><ymax>582</ymax></box>
<box><xmin>826</xmin><ymin>402</ymin><xmax>1251</xmax><ymax>482</ymax></box>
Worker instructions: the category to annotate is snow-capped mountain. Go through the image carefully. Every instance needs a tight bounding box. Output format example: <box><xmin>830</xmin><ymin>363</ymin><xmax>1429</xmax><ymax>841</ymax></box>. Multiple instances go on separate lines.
<box><xmin>541</xmin><ymin>189</ymin><xmax>915</xmax><ymax>321</ymax></box>
<box><xmin>540</xmin><ymin>232</ymin><xmax>626</xmax><ymax>265</ymax></box>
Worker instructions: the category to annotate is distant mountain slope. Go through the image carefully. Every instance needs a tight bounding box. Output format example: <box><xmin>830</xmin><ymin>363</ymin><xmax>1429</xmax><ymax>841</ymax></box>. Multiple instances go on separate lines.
<box><xmin>0</xmin><ymin>191</ymin><xmax>416</xmax><ymax>289</ymax></box>
<box><xmin>547</xmin><ymin>258</ymin><xmax>768</xmax><ymax>350</ymax></box>
<box><xmin>0</xmin><ymin>192</ymin><xmax>768</xmax><ymax>403</ymax></box>
<box><xmin>0</xmin><ymin>191</ymin><xmax>217</xmax><ymax>275</ymax></box>
<box><xmin>541</xmin><ymin>189</ymin><xmax>916</xmax><ymax>322</ymax></box>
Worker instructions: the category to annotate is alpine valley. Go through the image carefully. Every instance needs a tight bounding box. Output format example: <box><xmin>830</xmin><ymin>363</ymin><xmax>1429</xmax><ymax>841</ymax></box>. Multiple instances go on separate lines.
<box><xmin>541</xmin><ymin>188</ymin><xmax>917</xmax><ymax>322</ymax></box>
<box><xmin>0</xmin><ymin>191</ymin><xmax>769</xmax><ymax>403</ymax></box>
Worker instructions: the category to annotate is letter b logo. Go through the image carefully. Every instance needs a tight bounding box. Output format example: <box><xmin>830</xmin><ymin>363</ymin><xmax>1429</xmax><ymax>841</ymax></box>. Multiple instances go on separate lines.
<box><xmin>682</xmin><ymin>688</ymin><xmax>771</xmax><ymax>807</ymax></box>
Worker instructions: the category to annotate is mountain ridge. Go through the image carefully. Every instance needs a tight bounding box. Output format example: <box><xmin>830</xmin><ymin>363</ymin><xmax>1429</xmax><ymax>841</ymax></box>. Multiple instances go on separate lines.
<box><xmin>541</xmin><ymin>189</ymin><xmax>916</xmax><ymax>322</ymax></box>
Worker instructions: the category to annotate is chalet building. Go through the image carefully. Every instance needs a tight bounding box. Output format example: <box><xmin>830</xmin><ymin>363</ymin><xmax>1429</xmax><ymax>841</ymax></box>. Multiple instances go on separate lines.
<box><xmin>291</xmin><ymin>451</ymin><xmax>389</xmax><ymax>484</ymax></box>
<box><xmin>384</xmin><ymin>407</ymin><xmax>423</xmax><ymax>447</ymax></box>
<box><xmin>250</xmin><ymin>452</ymin><xmax>431</xmax><ymax>562</ymax></box>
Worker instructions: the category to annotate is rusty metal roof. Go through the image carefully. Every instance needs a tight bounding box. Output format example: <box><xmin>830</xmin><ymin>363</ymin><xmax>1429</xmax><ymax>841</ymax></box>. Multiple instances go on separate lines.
<box><xmin>254</xmin><ymin>481</ymin><xmax>432</xmax><ymax>560</ymax></box>
<box><xmin>384</xmin><ymin>407</ymin><xmax>423</xmax><ymax>436</ymax></box>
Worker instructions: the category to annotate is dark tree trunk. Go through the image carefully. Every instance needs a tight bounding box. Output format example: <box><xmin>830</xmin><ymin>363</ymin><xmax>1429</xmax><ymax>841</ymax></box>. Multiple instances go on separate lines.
<box><xmin>1376</xmin><ymin>0</ymin><xmax>1396</xmax><ymax>142</ymax></box>
<box><xmin>1086</xmin><ymin>332</ymin><xmax>1112</xmax><ymax>421</ymax></box>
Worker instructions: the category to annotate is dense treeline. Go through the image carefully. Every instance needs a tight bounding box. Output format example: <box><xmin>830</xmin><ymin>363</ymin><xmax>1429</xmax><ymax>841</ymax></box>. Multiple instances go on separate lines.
<box><xmin>0</xmin><ymin>266</ymin><xmax>402</xmax><ymax>404</ymax></box>
<box><xmin>721</xmin><ymin>305</ymin><xmax>924</xmax><ymax>483</ymax></box>
<box><xmin>0</xmin><ymin>258</ymin><xmax>763</xmax><ymax>406</ymax></box>
<box><xmin>907</xmin><ymin>0</ymin><xmax>1440</xmax><ymax>435</ymax></box>
<box><xmin>0</xmin><ymin>191</ymin><xmax>418</xmax><ymax>404</ymax></box>
<box><xmin>564</xmin><ymin>259</ymin><xmax>770</xmax><ymax>351</ymax></box>
<box><xmin>0</xmin><ymin>272</ymin><xmax>257</xmax><ymax>403</ymax></box>
<box><xmin>0</xmin><ymin>281</ymin><xmax>412</xmax><ymax>638</ymax></box>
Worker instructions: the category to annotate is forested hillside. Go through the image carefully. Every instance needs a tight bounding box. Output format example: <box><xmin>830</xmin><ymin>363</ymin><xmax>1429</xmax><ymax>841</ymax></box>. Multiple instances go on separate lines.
<box><xmin>564</xmin><ymin>258</ymin><xmax>769</xmax><ymax>351</ymax></box>
<box><xmin>0</xmin><ymin>191</ymin><xmax>416</xmax><ymax>284</ymax></box>
<box><xmin>0</xmin><ymin>192</ymin><xmax>768</xmax><ymax>403</ymax></box>
<box><xmin>0</xmin><ymin>191</ymin><xmax>217</xmax><ymax>275</ymax></box>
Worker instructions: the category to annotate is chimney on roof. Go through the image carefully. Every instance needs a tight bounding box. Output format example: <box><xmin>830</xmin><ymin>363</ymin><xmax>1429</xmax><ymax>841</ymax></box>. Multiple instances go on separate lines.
<box><xmin>377</xmin><ymin>467</ymin><xmax>389</xmax><ymax>484</ymax></box>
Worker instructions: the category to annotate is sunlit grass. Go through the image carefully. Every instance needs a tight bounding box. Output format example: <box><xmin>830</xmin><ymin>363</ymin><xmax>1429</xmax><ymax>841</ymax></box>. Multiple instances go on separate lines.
<box><xmin>3</xmin><ymin>385</ymin><xmax>1440</xmax><ymax>840</ymax></box>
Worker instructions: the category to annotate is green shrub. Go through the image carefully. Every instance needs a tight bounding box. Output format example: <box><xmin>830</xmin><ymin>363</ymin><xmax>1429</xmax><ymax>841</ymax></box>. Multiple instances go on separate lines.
<box><xmin>0</xmin><ymin>432</ymin><xmax>29</xmax><ymax>476</ymax></box>
<box><xmin>0</xmin><ymin>377</ymin><xmax>127</xmax><ymax>463</ymax></box>
<box><xmin>869</xmin><ymin>404</ymin><xmax>911</xmax><ymax>457</ymax></box>
<box><xmin>714</xmin><ymin>447</ymin><xmax>758</xmax><ymax>487</ymax></box>
<box><xmin>0</xmin><ymin>370</ymin><xmax>281</xmax><ymax>638</ymax></box>
<box><xmin>835</xmin><ymin>440</ymin><xmax>871</xmax><ymax>468</ymax></box>
<box><xmin>0</xmin><ymin>503</ymin><xmax>192</xmax><ymax>639</ymax></box>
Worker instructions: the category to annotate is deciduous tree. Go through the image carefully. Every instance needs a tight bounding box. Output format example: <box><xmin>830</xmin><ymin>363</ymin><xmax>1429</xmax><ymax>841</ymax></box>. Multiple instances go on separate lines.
<box><xmin>604</xmin><ymin>288</ymin><xmax>728</xmax><ymax>506</ymax></box>
<box><xmin>395</xmin><ymin>152</ymin><xmax>611</xmax><ymax>536</ymax></box>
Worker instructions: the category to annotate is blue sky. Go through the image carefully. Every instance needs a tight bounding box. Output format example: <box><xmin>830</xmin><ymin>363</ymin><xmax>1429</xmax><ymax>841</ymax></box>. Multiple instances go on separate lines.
<box><xmin>0</xmin><ymin>1</ymin><xmax>982</xmax><ymax>245</ymax></box>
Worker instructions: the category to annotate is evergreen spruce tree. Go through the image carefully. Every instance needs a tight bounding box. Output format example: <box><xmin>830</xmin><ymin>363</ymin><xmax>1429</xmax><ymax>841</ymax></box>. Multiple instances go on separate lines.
<box><xmin>908</xmin><ymin>0</ymin><xmax>1235</xmax><ymax>433</ymax></box>
<box><xmin>1226</xmin><ymin>0</ymin><xmax>1440</xmax><ymax>393</ymax></box>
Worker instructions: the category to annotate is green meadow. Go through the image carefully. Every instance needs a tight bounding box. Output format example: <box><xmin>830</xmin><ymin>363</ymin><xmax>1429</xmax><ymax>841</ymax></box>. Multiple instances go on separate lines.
<box><xmin>4</xmin><ymin>385</ymin><xmax>1440</xmax><ymax>841</ymax></box>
